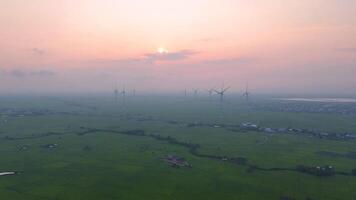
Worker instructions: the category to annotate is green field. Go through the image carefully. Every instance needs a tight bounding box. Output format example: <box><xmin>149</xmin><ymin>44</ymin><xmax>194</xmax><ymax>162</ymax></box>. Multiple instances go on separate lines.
<box><xmin>0</xmin><ymin>95</ymin><xmax>356</xmax><ymax>200</ymax></box>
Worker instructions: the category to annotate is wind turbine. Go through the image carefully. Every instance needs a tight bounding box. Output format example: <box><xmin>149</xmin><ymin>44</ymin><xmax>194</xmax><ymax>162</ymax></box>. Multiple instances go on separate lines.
<box><xmin>193</xmin><ymin>89</ymin><xmax>199</xmax><ymax>97</ymax></box>
<box><xmin>121</xmin><ymin>86</ymin><xmax>126</xmax><ymax>103</ymax></box>
<box><xmin>242</xmin><ymin>83</ymin><xmax>250</xmax><ymax>101</ymax></box>
<box><xmin>114</xmin><ymin>82</ymin><xmax>119</xmax><ymax>103</ymax></box>
<box><xmin>214</xmin><ymin>84</ymin><xmax>230</xmax><ymax>102</ymax></box>
<box><xmin>132</xmin><ymin>89</ymin><xmax>136</xmax><ymax>97</ymax></box>
<box><xmin>207</xmin><ymin>88</ymin><xmax>214</xmax><ymax>96</ymax></box>
<box><xmin>207</xmin><ymin>88</ymin><xmax>215</xmax><ymax>100</ymax></box>
<box><xmin>114</xmin><ymin>87</ymin><xmax>119</xmax><ymax>103</ymax></box>
<box><xmin>184</xmin><ymin>89</ymin><xmax>187</xmax><ymax>97</ymax></box>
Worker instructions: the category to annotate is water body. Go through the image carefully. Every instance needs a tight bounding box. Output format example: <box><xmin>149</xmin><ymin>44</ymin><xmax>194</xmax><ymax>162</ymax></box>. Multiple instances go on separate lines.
<box><xmin>276</xmin><ymin>98</ymin><xmax>356</xmax><ymax>103</ymax></box>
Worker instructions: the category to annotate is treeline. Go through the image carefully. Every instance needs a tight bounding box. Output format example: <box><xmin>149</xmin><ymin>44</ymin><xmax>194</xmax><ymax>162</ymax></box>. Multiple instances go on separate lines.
<box><xmin>1</xmin><ymin>127</ymin><xmax>101</xmax><ymax>141</ymax></box>
<box><xmin>2</xmin><ymin>131</ymin><xmax>67</xmax><ymax>141</ymax></box>
<box><xmin>352</xmin><ymin>169</ymin><xmax>356</xmax><ymax>176</ymax></box>
<box><xmin>296</xmin><ymin>165</ymin><xmax>335</xmax><ymax>177</ymax></box>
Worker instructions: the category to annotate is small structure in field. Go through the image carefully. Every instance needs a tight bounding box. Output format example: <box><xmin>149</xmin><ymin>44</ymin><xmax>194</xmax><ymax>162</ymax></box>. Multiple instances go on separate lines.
<box><xmin>241</xmin><ymin>122</ymin><xmax>259</xmax><ymax>130</ymax></box>
<box><xmin>297</xmin><ymin>165</ymin><xmax>335</xmax><ymax>176</ymax></box>
<box><xmin>41</xmin><ymin>143</ymin><xmax>59</xmax><ymax>149</ymax></box>
<box><xmin>163</xmin><ymin>155</ymin><xmax>191</xmax><ymax>168</ymax></box>
<box><xmin>17</xmin><ymin>145</ymin><xmax>30</xmax><ymax>151</ymax></box>
<box><xmin>82</xmin><ymin>145</ymin><xmax>92</xmax><ymax>151</ymax></box>
<box><xmin>0</xmin><ymin>172</ymin><xmax>17</xmax><ymax>176</ymax></box>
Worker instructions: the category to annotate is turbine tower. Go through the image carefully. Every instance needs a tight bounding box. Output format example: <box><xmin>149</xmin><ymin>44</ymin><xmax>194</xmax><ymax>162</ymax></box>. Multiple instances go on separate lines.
<box><xmin>207</xmin><ymin>88</ymin><xmax>215</xmax><ymax>101</ymax></box>
<box><xmin>194</xmin><ymin>89</ymin><xmax>198</xmax><ymax>97</ymax></box>
<box><xmin>242</xmin><ymin>83</ymin><xmax>250</xmax><ymax>101</ymax></box>
<box><xmin>214</xmin><ymin>84</ymin><xmax>230</xmax><ymax>102</ymax></box>
<box><xmin>121</xmin><ymin>86</ymin><xmax>126</xmax><ymax>103</ymax></box>
<box><xmin>184</xmin><ymin>89</ymin><xmax>187</xmax><ymax>97</ymax></box>
<box><xmin>207</xmin><ymin>88</ymin><xmax>214</xmax><ymax>97</ymax></box>
<box><xmin>114</xmin><ymin>87</ymin><xmax>119</xmax><ymax>103</ymax></box>
<box><xmin>114</xmin><ymin>82</ymin><xmax>119</xmax><ymax>103</ymax></box>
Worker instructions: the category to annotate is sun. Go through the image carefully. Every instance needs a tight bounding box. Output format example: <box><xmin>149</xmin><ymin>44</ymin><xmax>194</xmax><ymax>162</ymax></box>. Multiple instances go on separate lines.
<box><xmin>157</xmin><ymin>47</ymin><xmax>167</xmax><ymax>54</ymax></box>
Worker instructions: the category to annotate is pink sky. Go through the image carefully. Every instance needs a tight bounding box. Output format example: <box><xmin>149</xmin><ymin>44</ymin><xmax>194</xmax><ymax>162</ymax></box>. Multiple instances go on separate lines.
<box><xmin>0</xmin><ymin>0</ymin><xmax>355</xmax><ymax>94</ymax></box>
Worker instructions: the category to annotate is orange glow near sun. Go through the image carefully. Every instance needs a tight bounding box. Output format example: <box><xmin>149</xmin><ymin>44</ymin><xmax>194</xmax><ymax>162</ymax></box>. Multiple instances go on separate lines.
<box><xmin>157</xmin><ymin>47</ymin><xmax>168</xmax><ymax>54</ymax></box>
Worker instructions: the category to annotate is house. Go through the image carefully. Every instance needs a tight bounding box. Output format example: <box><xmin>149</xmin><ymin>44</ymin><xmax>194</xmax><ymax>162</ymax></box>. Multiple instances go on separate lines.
<box><xmin>263</xmin><ymin>128</ymin><xmax>275</xmax><ymax>133</ymax></box>
<box><xmin>241</xmin><ymin>122</ymin><xmax>259</xmax><ymax>130</ymax></box>
<box><xmin>277</xmin><ymin>128</ymin><xmax>287</xmax><ymax>132</ymax></box>
<box><xmin>42</xmin><ymin>144</ymin><xmax>58</xmax><ymax>149</ymax></box>
<box><xmin>163</xmin><ymin>155</ymin><xmax>191</xmax><ymax>168</ymax></box>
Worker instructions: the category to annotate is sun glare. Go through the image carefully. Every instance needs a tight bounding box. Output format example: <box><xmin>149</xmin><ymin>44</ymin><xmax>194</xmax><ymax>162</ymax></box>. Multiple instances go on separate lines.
<box><xmin>157</xmin><ymin>47</ymin><xmax>167</xmax><ymax>54</ymax></box>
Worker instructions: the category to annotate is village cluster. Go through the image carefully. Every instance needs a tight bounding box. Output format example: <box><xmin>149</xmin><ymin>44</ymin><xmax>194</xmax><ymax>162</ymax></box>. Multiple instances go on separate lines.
<box><xmin>0</xmin><ymin>108</ymin><xmax>53</xmax><ymax>118</ymax></box>
<box><xmin>163</xmin><ymin>155</ymin><xmax>191</xmax><ymax>168</ymax></box>
<box><xmin>185</xmin><ymin>120</ymin><xmax>356</xmax><ymax>141</ymax></box>
<box><xmin>253</xmin><ymin>101</ymin><xmax>356</xmax><ymax>115</ymax></box>
<box><xmin>239</xmin><ymin>122</ymin><xmax>356</xmax><ymax>140</ymax></box>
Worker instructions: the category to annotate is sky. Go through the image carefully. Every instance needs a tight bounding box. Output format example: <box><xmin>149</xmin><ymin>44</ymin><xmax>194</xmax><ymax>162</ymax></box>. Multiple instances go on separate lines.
<box><xmin>0</xmin><ymin>0</ymin><xmax>355</xmax><ymax>95</ymax></box>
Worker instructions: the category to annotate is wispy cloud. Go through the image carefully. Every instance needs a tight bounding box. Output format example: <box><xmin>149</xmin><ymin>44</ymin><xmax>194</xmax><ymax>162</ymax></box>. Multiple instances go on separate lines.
<box><xmin>8</xmin><ymin>69</ymin><xmax>27</xmax><ymax>78</ymax></box>
<box><xmin>335</xmin><ymin>48</ymin><xmax>356</xmax><ymax>52</ymax></box>
<box><xmin>30</xmin><ymin>48</ymin><xmax>45</xmax><ymax>55</ymax></box>
<box><xmin>200</xmin><ymin>38</ymin><xmax>218</xmax><ymax>42</ymax></box>
<box><xmin>203</xmin><ymin>57</ymin><xmax>256</xmax><ymax>65</ymax></box>
<box><xmin>144</xmin><ymin>50</ymin><xmax>197</xmax><ymax>62</ymax></box>
<box><xmin>30</xmin><ymin>70</ymin><xmax>56</xmax><ymax>76</ymax></box>
<box><xmin>90</xmin><ymin>49</ymin><xmax>197</xmax><ymax>66</ymax></box>
<box><xmin>1</xmin><ymin>69</ymin><xmax>56</xmax><ymax>78</ymax></box>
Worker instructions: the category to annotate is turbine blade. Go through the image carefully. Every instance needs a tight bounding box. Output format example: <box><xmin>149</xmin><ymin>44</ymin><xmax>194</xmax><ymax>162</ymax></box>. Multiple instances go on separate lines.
<box><xmin>213</xmin><ymin>89</ymin><xmax>221</xmax><ymax>94</ymax></box>
<box><xmin>222</xmin><ymin>86</ymin><xmax>230</xmax><ymax>93</ymax></box>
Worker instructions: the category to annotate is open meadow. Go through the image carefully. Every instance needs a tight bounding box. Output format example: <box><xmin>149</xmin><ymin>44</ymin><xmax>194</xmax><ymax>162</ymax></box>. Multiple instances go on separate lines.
<box><xmin>0</xmin><ymin>95</ymin><xmax>356</xmax><ymax>200</ymax></box>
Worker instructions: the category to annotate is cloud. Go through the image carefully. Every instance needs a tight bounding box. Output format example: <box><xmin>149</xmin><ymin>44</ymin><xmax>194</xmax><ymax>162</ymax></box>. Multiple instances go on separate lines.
<box><xmin>90</xmin><ymin>58</ymin><xmax>144</xmax><ymax>65</ymax></box>
<box><xmin>30</xmin><ymin>70</ymin><xmax>56</xmax><ymax>76</ymax></box>
<box><xmin>200</xmin><ymin>38</ymin><xmax>218</xmax><ymax>42</ymax></box>
<box><xmin>9</xmin><ymin>69</ymin><xmax>27</xmax><ymax>78</ymax></box>
<box><xmin>144</xmin><ymin>50</ymin><xmax>197</xmax><ymax>62</ymax></box>
<box><xmin>203</xmin><ymin>57</ymin><xmax>256</xmax><ymax>65</ymax></box>
<box><xmin>88</xmin><ymin>49</ymin><xmax>197</xmax><ymax>67</ymax></box>
<box><xmin>2</xmin><ymin>69</ymin><xmax>56</xmax><ymax>78</ymax></box>
<box><xmin>31</xmin><ymin>48</ymin><xmax>45</xmax><ymax>55</ymax></box>
<box><xmin>335</xmin><ymin>48</ymin><xmax>356</xmax><ymax>52</ymax></box>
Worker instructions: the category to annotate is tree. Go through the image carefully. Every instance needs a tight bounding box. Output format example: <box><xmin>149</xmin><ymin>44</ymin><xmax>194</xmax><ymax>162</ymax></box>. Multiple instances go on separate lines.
<box><xmin>352</xmin><ymin>169</ymin><xmax>356</xmax><ymax>176</ymax></box>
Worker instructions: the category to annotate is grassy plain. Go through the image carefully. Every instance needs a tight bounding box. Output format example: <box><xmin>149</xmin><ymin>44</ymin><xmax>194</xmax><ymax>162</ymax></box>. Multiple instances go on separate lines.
<box><xmin>0</xmin><ymin>95</ymin><xmax>355</xmax><ymax>200</ymax></box>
